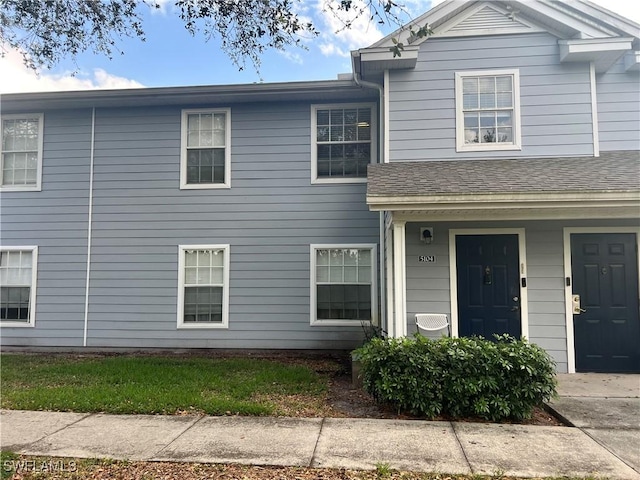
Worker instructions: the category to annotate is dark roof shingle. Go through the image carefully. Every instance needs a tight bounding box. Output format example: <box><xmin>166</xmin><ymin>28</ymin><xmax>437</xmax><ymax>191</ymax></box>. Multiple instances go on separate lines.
<box><xmin>367</xmin><ymin>151</ymin><xmax>640</xmax><ymax>197</ymax></box>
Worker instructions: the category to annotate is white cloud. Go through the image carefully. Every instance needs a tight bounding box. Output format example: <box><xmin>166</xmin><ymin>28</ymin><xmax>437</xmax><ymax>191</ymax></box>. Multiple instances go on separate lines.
<box><xmin>588</xmin><ymin>0</ymin><xmax>640</xmax><ymax>23</ymax></box>
<box><xmin>0</xmin><ymin>49</ymin><xmax>144</xmax><ymax>94</ymax></box>
<box><xmin>277</xmin><ymin>49</ymin><xmax>304</xmax><ymax>65</ymax></box>
<box><xmin>143</xmin><ymin>0</ymin><xmax>173</xmax><ymax>15</ymax></box>
<box><xmin>315</xmin><ymin>0</ymin><xmax>387</xmax><ymax>58</ymax></box>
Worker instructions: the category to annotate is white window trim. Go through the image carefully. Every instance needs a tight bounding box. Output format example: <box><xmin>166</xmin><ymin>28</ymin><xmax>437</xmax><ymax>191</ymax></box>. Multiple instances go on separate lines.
<box><xmin>310</xmin><ymin>243</ymin><xmax>378</xmax><ymax>326</ymax></box>
<box><xmin>180</xmin><ymin>108</ymin><xmax>232</xmax><ymax>190</ymax></box>
<box><xmin>311</xmin><ymin>103</ymin><xmax>377</xmax><ymax>184</ymax></box>
<box><xmin>177</xmin><ymin>244</ymin><xmax>230</xmax><ymax>329</ymax></box>
<box><xmin>455</xmin><ymin>69</ymin><xmax>521</xmax><ymax>152</ymax></box>
<box><xmin>0</xmin><ymin>113</ymin><xmax>44</xmax><ymax>192</ymax></box>
<box><xmin>0</xmin><ymin>245</ymin><xmax>38</xmax><ymax>328</ymax></box>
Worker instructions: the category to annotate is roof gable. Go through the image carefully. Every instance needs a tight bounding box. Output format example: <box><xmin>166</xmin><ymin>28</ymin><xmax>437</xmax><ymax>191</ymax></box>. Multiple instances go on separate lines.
<box><xmin>434</xmin><ymin>2</ymin><xmax>545</xmax><ymax>38</ymax></box>
<box><xmin>368</xmin><ymin>0</ymin><xmax>640</xmax><ymax>49</ymax></box>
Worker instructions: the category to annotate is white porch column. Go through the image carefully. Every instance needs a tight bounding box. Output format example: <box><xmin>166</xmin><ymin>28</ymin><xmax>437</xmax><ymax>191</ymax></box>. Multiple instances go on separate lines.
<box><xmin>391</xmin><ymin>221</ymin><xmax>407</xmax><ymax>338</ymax></box>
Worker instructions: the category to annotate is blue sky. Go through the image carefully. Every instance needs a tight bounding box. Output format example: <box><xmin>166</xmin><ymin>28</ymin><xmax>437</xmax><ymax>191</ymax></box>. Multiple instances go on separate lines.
<box><xmin>0</xmin><ymin>0</ymin><xmax>638</xmax><ymax>93</ymax></box>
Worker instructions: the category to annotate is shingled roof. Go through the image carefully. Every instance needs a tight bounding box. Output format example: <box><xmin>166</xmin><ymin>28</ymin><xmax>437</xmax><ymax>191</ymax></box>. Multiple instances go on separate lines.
<box><xmin>367</xmin><ymin>151</ymin><xmax>640</xmax><ymax>198</ymax></box>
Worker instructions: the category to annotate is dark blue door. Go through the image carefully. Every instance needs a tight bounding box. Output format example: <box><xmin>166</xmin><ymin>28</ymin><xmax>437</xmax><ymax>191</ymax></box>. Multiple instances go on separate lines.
<box><xmin>456</xmin><ymin>234</ymin><xmax>521</xmax><ymax>339</ymax></box>
<box><xmin>571</xmin><ymin>233</ymin><xmax>639</xmax><ymax>373</ymax></box>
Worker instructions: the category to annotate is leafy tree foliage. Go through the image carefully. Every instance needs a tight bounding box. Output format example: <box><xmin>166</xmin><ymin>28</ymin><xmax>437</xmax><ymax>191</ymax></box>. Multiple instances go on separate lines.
<box><xmin>0</xmin><ymin>0</ymin><xmax>428</xmax><ymax>74</ymax></box>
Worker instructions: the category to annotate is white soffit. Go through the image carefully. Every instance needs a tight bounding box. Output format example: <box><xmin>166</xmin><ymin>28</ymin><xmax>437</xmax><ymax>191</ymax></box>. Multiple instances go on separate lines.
<box><xmin>434</xmin><ymin>2</ymin><xmax>545</xmax><ymax>37</ymax></box>
<box><xmin>357</xmin><ymin>46</ymin><xmax>419</xmax><ymax>72</ymax></box>
<box><xmin>559</xmin><ymin>38</ymin><xmax>634</xmax><ymax>72</ymax></box>
<box><xmin>624</xmin><ymin>51</ymin><xmax>640</xmax><ymax>72</ymax></box>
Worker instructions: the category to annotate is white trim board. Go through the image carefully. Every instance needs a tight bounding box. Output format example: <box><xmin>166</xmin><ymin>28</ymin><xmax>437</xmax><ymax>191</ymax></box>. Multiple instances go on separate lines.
<box><xmin>0</xmin><ymin>246</ymin><xmax>38</xmax><ymax>328</ymax></box>
<box><xmin>176</xmin><ymin>244</ymin><xmax>231</xmax><ymax>329</ymax></box>
<box><xmin>0</xmin><ymin>113</ymin><xmax>44</xmax><ymax>192</ymax></box>
<box><xmin>448</xmin><ymin>228</ymin><xmax>529</xmax><ymax>339</ymax></box>
<box><xmin>562</xmin><ymin>226</ymin><xmax>640</xmax><ymax>373</ymax></box>
<box><xmin>310</xmin><ymin>102</ymin><xmax>377</xmax><ymax>185</ymax></box>
<box><xmin>180</xmin><ymin>108</ymin><xmax>232</xmax><ymax>190</ymax></box>
<box><xmin>310</xmin><ymin>243</ymin><xmax>378</xmax><ymax>327</ymax></box>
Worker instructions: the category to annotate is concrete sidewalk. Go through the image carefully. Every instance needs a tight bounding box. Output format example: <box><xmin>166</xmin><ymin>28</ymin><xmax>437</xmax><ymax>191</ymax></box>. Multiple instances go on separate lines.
<box><xmin>2</xmin><ymin>408</ymin><xmax>639</xmax><ymax>479</ymax></box>
<box><xmin>546</xmin><ymin>373</ymin><xmax>640</xmax><ymax>476</ymax></box>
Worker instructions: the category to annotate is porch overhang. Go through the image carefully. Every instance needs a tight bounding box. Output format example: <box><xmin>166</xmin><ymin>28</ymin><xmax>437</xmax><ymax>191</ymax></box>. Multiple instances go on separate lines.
<box><xmin>352</xmin><ymin>46</ymin><xmax>420</xmax><ymax>78</ymax></box>
<box><xmin>367</xmin><ymin>191</ymin><xmax>640</xmax><ymax>222</ymax></box>
<box><xmin>366</xmin><ymin>152</ymin><xmax>640</xmax><ymax>222</ymax></box>
<box><xmin>558</xmin><ymin>38</ymin><xmax>634</xmax><ymax>73</ymax></box>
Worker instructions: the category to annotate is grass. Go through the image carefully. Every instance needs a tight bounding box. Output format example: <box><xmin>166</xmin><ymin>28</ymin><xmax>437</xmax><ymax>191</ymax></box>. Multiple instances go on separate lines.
<box><xmin>0</xmin><ymin>354</ymin><xmax>327</xmax><ymax>415</ymax></box>
<box><xmin>0</xmin><ymin>454</ymin><xmax>607</xmax><ymax>480</ymax></box>
<box><xmin>0</xmin><ymin>451</ymin><xmax>19</xmax><ymax>480</ymax></box>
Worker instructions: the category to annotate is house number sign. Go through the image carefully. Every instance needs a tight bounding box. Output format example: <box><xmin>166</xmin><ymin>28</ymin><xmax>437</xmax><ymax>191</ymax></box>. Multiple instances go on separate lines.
<box><xmin>418</xmin><ymin>255</ymin><xmax>436</xmax><ymax>263</ymax></box>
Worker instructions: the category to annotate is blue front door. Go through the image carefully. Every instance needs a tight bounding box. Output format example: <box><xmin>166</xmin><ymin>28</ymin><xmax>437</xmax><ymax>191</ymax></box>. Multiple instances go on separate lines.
<box><xmin>456</xmin><ymin>234</ymin><xmax>521</xmax><ymax>339</ymax></box>
<box><xmin>571</xmin><ymin>233</ymin><xmax>640</xmax><ymax>373</ymax></box>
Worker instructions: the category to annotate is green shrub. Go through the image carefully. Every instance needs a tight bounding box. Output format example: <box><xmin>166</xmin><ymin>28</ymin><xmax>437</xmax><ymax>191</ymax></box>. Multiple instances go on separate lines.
<box><xmin>354</xmin><ymin>334</ymin><xmax>557</xmax><ymax>421</ymax></box>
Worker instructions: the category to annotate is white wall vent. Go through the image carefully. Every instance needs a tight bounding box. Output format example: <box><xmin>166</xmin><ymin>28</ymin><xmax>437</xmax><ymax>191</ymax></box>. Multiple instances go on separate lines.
<box><xmin>435</xmin><ymin>3</ymin><xmax>544</xmax><ymax>38</ymax></box>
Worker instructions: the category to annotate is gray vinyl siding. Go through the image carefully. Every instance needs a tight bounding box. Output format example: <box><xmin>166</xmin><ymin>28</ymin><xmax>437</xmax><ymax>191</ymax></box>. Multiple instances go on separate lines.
<box><xmin>85</xmin><ymin>101</ymin><xmax>379</xmax><ymax>349</ymax></box>
<box><xmin>1</xmin><ymin>99</ymin><xmax>380</xmax><ymax>350</ymax></box>
<box><xmin>0</xmin><ymin>110</ymin><xmax>92</xmax><ymax>346</ymax></box>
<box><xmin>404</xmin><ymin>219</ymin><xmax>640</xmax><ymax>373</ymax></box>
<box><xmin>388</xmin><ymin>33</ymin><xmax>595</xmax><ymax>161</ymax></box>
<box><xmin>596</xmin><ymin>57</ymin><xmax>640</xmax><ymax>151</ymax></box>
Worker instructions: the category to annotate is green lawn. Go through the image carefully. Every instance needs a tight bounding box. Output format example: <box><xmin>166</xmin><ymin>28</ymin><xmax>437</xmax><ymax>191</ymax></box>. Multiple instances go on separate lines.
<box><xmin>0</xmin><ymin>354</ymin><xmax>326</xmax><ymax>415</ymax></box>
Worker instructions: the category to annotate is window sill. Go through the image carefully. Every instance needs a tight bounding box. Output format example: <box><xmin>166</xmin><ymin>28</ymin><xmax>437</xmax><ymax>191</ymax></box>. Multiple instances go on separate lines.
<box><xmin>177</xmin><ymin>322</ymin><xmax>229</xmax><ymax>329</ymax></box>
<box><xmin>456</xmin><ymin>143</ymin><xmax>522</xmax><ymax>153</ymax></box>
<box><xmin>0</xmin><ymin>321</ymin><xmax>35</xmax><ymax>328</ymax></box>
<box><xmin>311</xmin><ymin>319</ymin><xmax>372</xmax><ymax>327</ymax></box>
<box><xmin>0</xmin><ymin>185</ymin><xmax>42</xmax><ymax>192</ymax></box>
<box><xmin>180</xmin><ymin>183</ymin><xmax>231</xmax><ymax>190</ymax></box>
<box><xmin>311</xmin><ymin>177</ymin><xmax>368</xmax><ymax>185</ymax></box>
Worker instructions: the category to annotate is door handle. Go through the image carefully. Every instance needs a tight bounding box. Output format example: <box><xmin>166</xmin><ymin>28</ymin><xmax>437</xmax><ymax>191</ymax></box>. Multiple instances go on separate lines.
<box><xmin>572</xmin><ymin>294</ymin><xmax>586</xmax><ymax>314</ymax></box>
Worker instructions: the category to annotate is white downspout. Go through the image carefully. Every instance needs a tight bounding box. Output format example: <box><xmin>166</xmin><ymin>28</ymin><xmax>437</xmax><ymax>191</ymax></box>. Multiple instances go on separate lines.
<box><xmin>589</xmin><ymin>62</ymin><xmax>600</xmax><ymax>157</ymax></box>
<box><xmin>83</xmin><ymin>107</ymin><xmax>96</xmax><ymax>347</ymax></box>
<box><xmin>352</xmin><ymin>53</ymin><xmax>388</xmax><ymax>334</ymax></box>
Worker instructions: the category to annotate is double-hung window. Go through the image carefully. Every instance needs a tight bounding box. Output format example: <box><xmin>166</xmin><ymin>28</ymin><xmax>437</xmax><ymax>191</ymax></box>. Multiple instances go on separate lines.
<box><xmin>180</xmin><ymin>109</ymin><xmax>231</xmax><ymax>189</ymax></box>
<box><xmin>177</xmin><ymin>245</ymin><xmax>229</xmax><ymax>328</ymax></box>
<box><xmin>1</xmin><ymin>114</ymin><xmax>44</xmax><ymax>191</ymax></box>
<box><xmin>455</xmin><ymin>69</ymin><xmax>521</xmax><ymax>151</ymax></box>
<box><xmin>311</xmin><ymin>104</ymin><xmax>376</xmax><ymax>183</ymax></box>
<box><xmin>0</xmin><ymin>247</ymin><xmax>38</xmax><ymax>327</ymax></box>
<box><xmin>311</xmin><ymin>245</ymin><xmax>377</xmax><ymax>325</ymax></box>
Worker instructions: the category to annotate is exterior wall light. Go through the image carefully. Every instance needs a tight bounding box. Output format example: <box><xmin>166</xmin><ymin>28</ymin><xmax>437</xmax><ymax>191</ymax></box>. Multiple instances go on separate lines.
<box><xmin>420</xmin><ymin>227</ymin><xmax>434</xmax><ymax>245</ymax></box>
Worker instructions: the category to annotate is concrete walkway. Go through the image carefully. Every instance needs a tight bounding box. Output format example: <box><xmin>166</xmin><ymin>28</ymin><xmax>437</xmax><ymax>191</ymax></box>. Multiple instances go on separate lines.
<box><xmin>1</xmin><ymin>373</ymin><xmax>639</xmax><ymax>479</ymax></box>
<box><xmin>546</xmin><ymin>373</ymin><xmax>640</xmax><ymax>476</ymax></box>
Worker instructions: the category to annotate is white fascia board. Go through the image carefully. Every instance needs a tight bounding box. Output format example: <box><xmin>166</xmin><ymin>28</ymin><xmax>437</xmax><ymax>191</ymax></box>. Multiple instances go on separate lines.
<box><xmin>571</xmin><ymin>0</ymin><xmax>640</xmax><ymax>39</ymax></box>
<box><xmin>367</xmin><ymin>191</ymin><xmax>640</xmax><ymax>215</ymax></box>
<box><xmin>527</xmin><ymin>0</ymin><xmax>619</xmax><ymax>38</ymax></box>
<box><xmin>357</xmin><ymin>46</ymin><xmax>419</xmax><ymax>72</ymax></box>
<box><xmin>359</xmin><ymin>46</ymin><xmax>419</xmax><ymax>62</ymax></box>
<box><xmin>368</xmin><ymin>0</ymin><xmax>466</xmax><ymax>48</ymax></box>
<box><xmin>559</xmin><ymin>38</ymin><xmax>633</xmax><ymax>58</ymax></box>
<box><xmin>368</xmin><ymin>190</ymin><xmax>640</xmax><ymax>205</ymax></box>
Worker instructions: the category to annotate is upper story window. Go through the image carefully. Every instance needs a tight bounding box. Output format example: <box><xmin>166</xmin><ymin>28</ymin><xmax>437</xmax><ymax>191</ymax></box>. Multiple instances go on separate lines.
<box><xmin>455</xmin><ymin>70</ymin><xmax>521</xmax><ymax>152</ymax></box>
<box><xmin>0</xmin><ymin>247</ymin><xmax>38</xmax><ymax>327</ymax></box>
<box><xmin>310</xmin><ymin>245</ymin><xmax>377</xmax><ymax>326</ymax></box>
<box><xmin>180</xmin><ymin>109</ymin><xmax>231</xmax><ymax>189</ymax></box>
<box><xmin>177</xmin><ymin>245</ymin><xmax>230</xmax><ymax>329</ymax></box>
<box><xmin>1</xmin><ymin>114</ymin><xmax>44</xmax><ymax>191</ymax></box>
<box><xmin>311</xmin><ymin>103</ymin><xmax>376</xmax><ymax>184</ymax></box>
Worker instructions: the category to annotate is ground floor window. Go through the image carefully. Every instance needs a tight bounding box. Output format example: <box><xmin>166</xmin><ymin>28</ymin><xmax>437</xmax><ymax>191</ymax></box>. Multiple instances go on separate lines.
<box><xmin>177</xmin><ymin>245</ymin><xmax>229</xmax><ymax>328</ymax></box>
<box><xmin>311</xmin><ymin>244</ymin><xmax>376</xmax><ymax>325</ymax></box>
<box><xmin>0</xmin><ymin>247</ymin><xmax>37</xmax><ymax>326</ymax></box>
